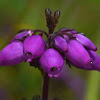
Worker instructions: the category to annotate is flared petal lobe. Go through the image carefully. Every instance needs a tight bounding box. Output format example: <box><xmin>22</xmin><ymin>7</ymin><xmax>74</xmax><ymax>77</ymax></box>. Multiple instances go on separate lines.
<box><xmin>24</xmin><ymin>35</ymin><xmax>45</xmax><ymax>62</ymax></box>
<box><xmin>54</xmin><ymin>36</ymin><xmax>68</xmax><ymax>52</ymax></box>
<box><xmin>0</xmin><ymin>41</ymin><xmax>24</xmax><ymax>66</ymax></box>
<box><xmin>10</xmin><ymin>30</ymin><xmax>33</xmax><ymax>43</ymax></box>
<box><xmin>85</xmin><ymin>50</ymin><xmax>100</xmax><ymax>70</ymax></box>
<box><xmin>65</xmin><ymin>40</ymin><xmax>91</xmax><ymax>69</ymax></box>
<box><xmin>39</xmin><ymin>48</ymin><xmax>64</xmax><ymax>77</ymax></box>
<box><xmin>73</xmin><ymin>34</ymin><xmax>97</xmax><ymax>51</ymax></box>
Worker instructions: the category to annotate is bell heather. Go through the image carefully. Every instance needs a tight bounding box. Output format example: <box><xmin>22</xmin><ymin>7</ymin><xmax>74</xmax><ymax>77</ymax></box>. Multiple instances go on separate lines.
<box><xmin>0</xmin><ymin>41</ymin><xmax>24</xmax><ymax>66</ymax></box>
<box><xmin>23</xmin><ymin>35</ymin><xmax>45</xmax><ymax>62</ymax></box>
<box><xmin>54</xmin><ymin>36</ymin><xmax>68</xmax><ymax>52</ymax></box>
<box><xmin>39</xmin><ymin>48</ymin><xmax>64</xmax><ymax>77</ymax></box>
<box><xmin>0</xmin><ymin>8</ymin><xmax>100</xmax><ymax>100</ymax></box>
<box><xmin>64</xmin><ymin>39</ymin><xmax>91</xmax><ymax>69</ymax></box>
<box><xmin>10</xmin><ymin>29</ymin><xmax>34</xmax><ymax>43</ymax></box>
<box><xmin>0</xmin><ymin>9</ymin><xmax>100</xmax><ymax>77</ymax></box>
<box><xmin>73</xmin><ymin>34</ymin><xmax>97</xmax><ymax>51</ymax></box>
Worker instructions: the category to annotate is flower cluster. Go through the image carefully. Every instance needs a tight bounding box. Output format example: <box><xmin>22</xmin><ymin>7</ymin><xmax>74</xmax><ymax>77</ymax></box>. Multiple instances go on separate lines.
<box><xmin>0</xmin><ymin>9</ymin><xmax>100</xmax><ymax>78</ymax></box>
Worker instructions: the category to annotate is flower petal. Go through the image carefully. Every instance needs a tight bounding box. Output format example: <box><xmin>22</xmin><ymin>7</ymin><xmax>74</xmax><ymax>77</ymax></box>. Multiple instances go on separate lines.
<box><xmin>59</xmin><ymin>28</ymin><xmax>68</xmax><ymax>32</ymax></box>
<box><xmin>65</xmin><ymin>40</ymin><xmax>91</xmax><ymax>69</ymax></box>
<box><xmin>0</xmin><ymin>41</ymin><xmax>24</xmax><ymax>66</ymax></box>
<box><xmin>73</xmin><ymin>34</ymin><xmax>97</xmax><ymax>51</ymax></box>
<box><xmin>63</xmin><ymin>35</ymin><xmax>69</xmax><ymax>41</ymax></box>
<box><xmin>10</xmin><ymin>30</ymin><xmax>33</xmax><ymax>43</ymax></box>
<box><xmin>24</xmin><ymin>35</ymin><xmax>45</xmax><ymax>62</ymax></box>
<box><xmin>54</xmin><ymin>36</ymin><xmax>68</xmax><ymax>52</ymax></box>
<box><xmin>85</xmin><ymin>50</ymin><xmax>100</xmax><ymax>71</ymax></box>
<box><xmin>39</xmin><ymin>48</ymin><xmax>64</xmax><ymax>77</ymax></box>
<box><xmin>67</xmin><ymin>30</ymin><xmax>77</xmax><ymax>34</ymax></box>
<box><xmin>59</xmin><ymin>28</ymin><xmax>77</xmax><ymax>34</ymax></box>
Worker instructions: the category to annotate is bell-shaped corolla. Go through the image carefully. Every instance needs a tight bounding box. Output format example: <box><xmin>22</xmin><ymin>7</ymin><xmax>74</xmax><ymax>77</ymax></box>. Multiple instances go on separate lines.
<box><xmin>23</xmin><ymin>35</ymin><xmax>45</xmax><ymax>62</ymax></box>
<box><xmin>54</xmin><ymin>36</ymin><xmax>68</xmax><ymax>52</ymax></box>
<box><xmin>0</xmin><ymin>41</ymin><xmax>25</xmax><ymax>66</ymax></box>
<box><xmin>39</xmin><ymin>48</ymin><xmax>64</xmax><ymax>78</ymax></box>
<box><xmin>65</xmin><ymin>40</ymin><xmax>91</xmax><ymax>69</ymax></box>
<box><xmin>73</xmin><ymin>34</ymin><xmax>97</xmax><ymax>51</ymax></box>
<box><xmin>10</xmin><ymin>30</ymin><xmax>33</xmax><ymax>43</ymax></box>
<box><xmin>84</xmin><ymin>50</ymin><xmax>100</xmax><ymax>71</ymax></box>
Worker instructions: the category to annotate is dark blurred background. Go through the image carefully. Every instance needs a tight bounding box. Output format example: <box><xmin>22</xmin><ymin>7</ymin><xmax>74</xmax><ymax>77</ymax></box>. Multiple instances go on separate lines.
<box><xmin>0</xmin><ymin>0</ymin><xmax>100</xmax><ymax>100</ymax></box>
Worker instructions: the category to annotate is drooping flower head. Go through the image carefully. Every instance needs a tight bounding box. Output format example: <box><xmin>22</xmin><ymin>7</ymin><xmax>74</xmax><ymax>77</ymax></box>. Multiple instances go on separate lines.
<box><xmin>0</xmin><ymin>8</ymin><xmax>100</xmax><ymax>78</ymax></box>
<box><xmin>0</xmin><ymin>30</ymin><xmax>45</xmax><ymax>66</ymax></box>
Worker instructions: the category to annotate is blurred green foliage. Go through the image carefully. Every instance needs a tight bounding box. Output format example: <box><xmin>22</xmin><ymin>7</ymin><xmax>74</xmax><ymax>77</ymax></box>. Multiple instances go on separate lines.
<box><xmin>0</xmin><ymin>0</ymin><xmax>100</xmax><ymax>100</ymax></box>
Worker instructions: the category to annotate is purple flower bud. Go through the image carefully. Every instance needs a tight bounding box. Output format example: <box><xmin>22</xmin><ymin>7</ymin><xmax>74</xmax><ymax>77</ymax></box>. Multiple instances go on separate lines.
<box><xmin>59</xmin><ymin>28</ymin><xmax>68</xmax><ymax>32</ymax></box>
<box><xmin>24</xmin><ymin>35</ymin><xmax>45</xmax><ymax>62</ymax></box>
<box><xmin>39</xmin><ymin>48</ymin><xmax>64</xmax><ymax>77</ymax></box>
<box><xmin>73</xmin><ymin>34</ymin><xmax>97</xmax><ymax>51</ymax></box>
<box><xmin>0</xmin><ymin>41</ymin><xmax>24</xmax><ymax>66</ymax></box>
<box><xmin>54</xmin><ymin>36</ymin><xmax>68</xmax><ymax>52</ymax></box>
<box><xmin>59</xmin><ymin>28</ymin><xmax>77</xmax><ymax>34</ymax></box>
<box><xmin>67</xmin><ymin>30</ymin><xmax>77</xmax><ymax>34</ymax></box>
<box><xmin>63</xmin><ymin>35</ymin><xmax>69</xmax><ymax>41</ymax></box>
<box><xmin>65</xmin><ymin>40</ymin><xmax>91</xmax><ymax>69</ymax></box>
<box><xmin>85</xmin><ymin>50</ymin><xmax>100</xmax><ymax>71</ymax></box>
<box><xmin>71</xmin><ymin>30</ymin><xmax>77</xmax><ymax>34</ymax></box>
<box><xmin>10</xmin><ymin>30</ymin><xmax>33</xmax><ymax>43</ymax></box>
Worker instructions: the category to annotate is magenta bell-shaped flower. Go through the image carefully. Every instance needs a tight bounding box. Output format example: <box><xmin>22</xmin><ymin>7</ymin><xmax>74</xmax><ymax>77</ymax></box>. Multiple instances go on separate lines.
<box><xmin>10</xmin><ymin>30</ymin><xmax>33</xmax><ymax>43</ymax></box>
<box><xmin>63</xmin><ymin>35</ymin><xmax>69</xmax><ymax>41</ymax></box>
<box><xmin>85</xmin><ymin>50</ymin><xmax>100</xmax><ymax>71</ymax></box>
<box><xmin>73</xmin><ymin>34</ymin><xmax>97</xmax><ymax>51</ymax></box>
<box><xmin>39</xmin><ymin>48</ymin><xmax>64</xmax><ymax>77</ymax></box>
<box><xmin>0</xmin><ymin>41</ymin><xmax>25</xmax><ymax>66</ymax></box>
<box><xmin>23</xmin><ymin>35</ymin><xmax>45</xmax><ymax>62</ymax></box>
<box><xmin>65</xmin><ymin>40</ymin><xmax>91</xmax><ymax>69</ymax></box>
<box><xmin>54</xmin><ymin>36</ymin><xmax>68</xmax><ymax>52</ymax></box>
